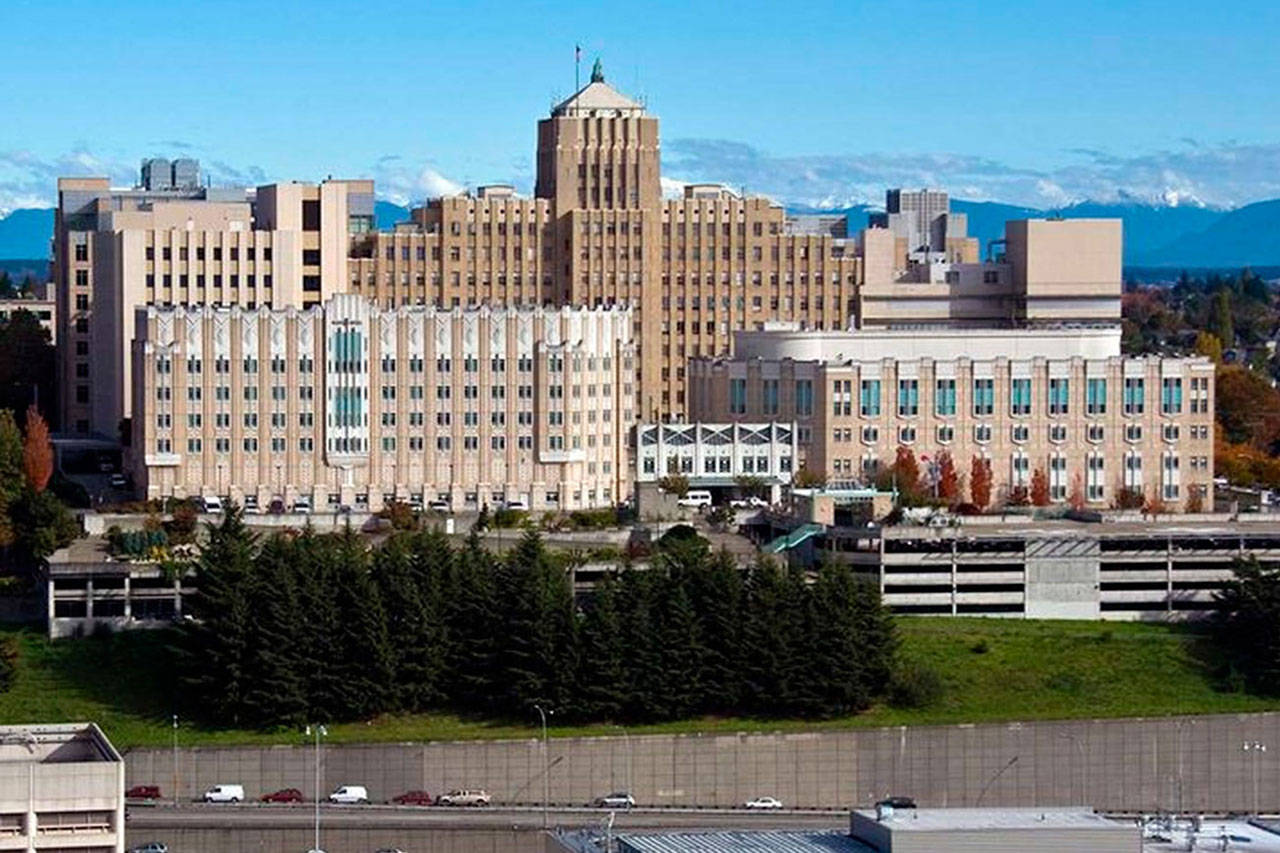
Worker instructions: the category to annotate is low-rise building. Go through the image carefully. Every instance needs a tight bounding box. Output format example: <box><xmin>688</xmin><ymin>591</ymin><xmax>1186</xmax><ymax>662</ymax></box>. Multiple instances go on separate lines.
<box><xmin>850</xmin><ymin>806</ymin><xmax>1134</xmax><ymax>852</ymax></box>
<box><xmin>0</xmin><ymin>722</ymin><xmax>125</xmax><ymax>852</ymax></box>
<box><xmin>634</xmin><ymin>421</ymin><xmax>797</xmax><ymax>503</ymax></box>
<box><xmin>0</xmin><ymin>297</ymin><xmax>56</xmax><ymax>341</ymax></box>
<box><xmin>689</xmin><ymin>325</ymin><xmax>1214</xmax><ymax>512</ymax></box>
<box><xmin>131</xmin><ymin>295</ymin><xmax>636</xmax><ymax>512</ymax></box>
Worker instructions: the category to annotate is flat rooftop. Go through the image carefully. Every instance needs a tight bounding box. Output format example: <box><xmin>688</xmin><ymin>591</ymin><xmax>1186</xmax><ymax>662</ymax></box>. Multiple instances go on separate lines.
<box><xmin>617</xmin><ymin>830</ymin><xmax>875</xmax><ymax>853</ymax></box>
<box><xmin>0</xmin><ymin>723</ymin><xmax>121</xmax><ymax>764</ymax></box>
<box><xmin>853</xmin><ymin>806</ymin><xmax>1118</xmax><ymax>833</ymax></box>
<box><xmin>880</xmin><ymin>517</ymin><xmax>1280</xmax><ymax>540</ymax></box>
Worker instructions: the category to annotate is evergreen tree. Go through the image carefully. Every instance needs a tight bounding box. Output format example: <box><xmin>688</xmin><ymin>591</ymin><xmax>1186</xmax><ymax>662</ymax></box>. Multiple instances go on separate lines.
<box><xmin>576</xmin><ymin>572</ymin><xmax>627</xmax><ymax>720</ymax></box>
<box><xmin>810</xmin><ymin>563</ymin><xmax>894</xmax><ymax>716</ymax></box>
<box><xmin>329</xmin><ymin>528</ymin><xmax>394</xmax><ymax>718</ymax></box>
<box><xmin>684</xmin><ymin>548</ymin><xmax>744</xmax><ymax>712</ymax></box>
<box><xmin>1210</xmin><ymin>288</ymin><xmax>1235</xmax><ymax>348</ymax></box>
<box><xmin>292</xmin><ymin>527</ymin><xmax>347</xmax><ymax>719</ymax></box>
<box><xmin>182</xmin><ymin>507</ymin><xmax>258</xmax><ymax>724</ymax></box>
<box><xmin>655</xmin><ymin>576</ymin><xmax>704</xmax><ymax>719</ymax></box>
<box><xmin>739</xmin><ymin>558</ymin><xmax>790</xmax><ymax>716</ymax></box>
<box><xmin>441</xmin><ymin>530</ymin><xmax>499</xmax><ymax>710</ymax></box>
<box><xmin>240</xmin><ymin>535</ymin><xmax>307</xmax><ymax>725</ymax></box>
<box><xmin>376</xmin><ymin>533</ymin><xmax>445</xmax><ymax>710</ymax></box>
<box><xmin>616</xmin><ymin>570</ymin><xmax>667</xmax><ymax>721</ymax></box>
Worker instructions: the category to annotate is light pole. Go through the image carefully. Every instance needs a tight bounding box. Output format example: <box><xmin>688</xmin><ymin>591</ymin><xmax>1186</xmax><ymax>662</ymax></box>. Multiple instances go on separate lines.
<box><xmin>975</xmin><ymin>756</ymin><xmax>1019</xmax><ymax>807</ymax></box>
<box><xmin>1244</xmin><ymin>741</ymin><xmax>1267</xmax><ymax>815</ymax></box>
<box><xmin>535</xmin><ymin>705</ymin><xmax>552</xmax><ymax>829</ymax></box>
<box><xmin>305</xmin><ymin>724</ymin><xmax>327</xmax><ymax>852</ymax></box>
<box><xmin>171</xmin><ymin>714</ymin><xmax>179</xmax><ymax>807</ymax></box>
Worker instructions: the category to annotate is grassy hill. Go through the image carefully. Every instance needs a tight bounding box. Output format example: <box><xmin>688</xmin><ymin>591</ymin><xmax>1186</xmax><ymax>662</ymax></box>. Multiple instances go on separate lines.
<box><xmin>0</xmin><ymin>618</ymin><xmax>1273</xmax><ymax>749</ymax></box>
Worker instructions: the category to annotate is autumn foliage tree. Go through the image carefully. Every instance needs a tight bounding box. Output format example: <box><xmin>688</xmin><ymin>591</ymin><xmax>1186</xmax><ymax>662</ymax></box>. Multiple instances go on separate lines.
<box><xmin>1030</xmin><ymin>468</ymin><xmax>1050</xmax><ymax>507</ymax></box>
<box><xmin>969</xmin><ymin>455</ymin><xmax>992</xmax><ymax>509</ymax></box>
<box><xmin>1068</xmin><ymin>473</ymin><xmax>1085</xmax><ymax>511</ymax></box>
<box><xmin>22</xmin><ymin>406</ymin><xmax>52</xmax><ymax>493</ymax></box>
<box><xmin>936</xmin><ymin>451</ymin><xmax>958</xmax><ymax>503</ymax></box>
<box><xmin>892</xmin><ymin>446</ymin><xmax>921</xmax><ymax>503</ymax></box>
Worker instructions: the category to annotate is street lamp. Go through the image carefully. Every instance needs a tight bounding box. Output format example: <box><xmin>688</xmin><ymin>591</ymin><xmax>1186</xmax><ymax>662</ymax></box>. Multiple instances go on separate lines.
<box><xmin>305</xmin><ymin>724</ymin><xmax>328</xmax><ymax>852</ymax></box>
<box><xmin>1244</xmin><ymin>741</ymin><xmax>1267</xmax><ymax>815</ymax></box>
<box><xmin>535</xmin><ymin>705</ymin><xmax>552</xmax><ymax>829</ymax></box>
<box><xmin>171</xmin><ymin>715</ymin><xmax>179</xmax><ymax>808</ymax></box>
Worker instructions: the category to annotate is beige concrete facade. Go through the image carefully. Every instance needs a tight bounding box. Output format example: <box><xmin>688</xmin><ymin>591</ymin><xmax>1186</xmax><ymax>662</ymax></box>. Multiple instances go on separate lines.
<box><xmin>688</xmin><ymin>327</ymin><xmax>1214</xmax><ymax>511</ymax></box>
<box><xmin>0</xmin><ymin>722</ymin><xmax>124</xmax><ymax>852</ymax></box>
<box><xmin>53</xmin><ymin>171</ymin><xmax>371</xmax><ymax>436</ymax></box>
<box><xmin>131</xmin><ymin>297</ymin><xmax>635</xmax><ymax>511</ymax></box>
<box><xmin>0</xmin><ymin>298</ymin><xmax>55</xmax><ymax>340</ymax></box>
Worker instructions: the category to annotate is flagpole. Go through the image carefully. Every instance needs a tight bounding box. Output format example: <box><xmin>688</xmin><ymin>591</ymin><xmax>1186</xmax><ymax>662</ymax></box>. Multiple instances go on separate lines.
<box><xmin>575</xmin><ymin>44</ymin><xmax>581</xmax><ymax>92</ymax></box>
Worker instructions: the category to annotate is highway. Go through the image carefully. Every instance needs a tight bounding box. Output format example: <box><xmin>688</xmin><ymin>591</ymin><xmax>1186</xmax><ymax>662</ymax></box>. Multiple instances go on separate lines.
<box><xmin>128</xmin><ymin>802</ymin><xmax>850</xmax><ymax>832</ymax></box>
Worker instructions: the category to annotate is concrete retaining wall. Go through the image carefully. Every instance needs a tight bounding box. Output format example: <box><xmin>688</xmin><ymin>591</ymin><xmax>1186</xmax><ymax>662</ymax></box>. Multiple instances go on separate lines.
<box><xmin>126</xmin><ymin>712</ymin><xmax>1280</xmax><ymax>813</ymax></box>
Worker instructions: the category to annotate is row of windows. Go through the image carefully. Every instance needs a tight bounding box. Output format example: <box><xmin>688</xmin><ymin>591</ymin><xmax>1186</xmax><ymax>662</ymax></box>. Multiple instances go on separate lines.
<box><xmin>831</xmin><ymin>421</ymin><xmax>1205</xmax><ymax>447</ymax></box>
<box><xmin>146</xmin><ymin>245</ymin><xmax>273</xmax><ymax>262</ymax></box>
<box><xmin>729</xmin><ymin>376</ymin><xmax>1203</xmax><ymax>419</ymax></box>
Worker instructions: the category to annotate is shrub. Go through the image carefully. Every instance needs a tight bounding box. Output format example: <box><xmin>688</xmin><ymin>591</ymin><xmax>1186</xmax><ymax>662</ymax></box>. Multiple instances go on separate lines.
<box><xmin>492</xmin><ymin>508</ymin><xmax>529</xmax><ymax>529</ymax></box>
<box><xmin>0</xmin><ymin>637</ymin><xmax>19</xmax><ymax>693</ymax></box>
<box><xmin>887</xmin><ymin>662</ymin><xmax>944</xmax><ymax>709</ymax></box>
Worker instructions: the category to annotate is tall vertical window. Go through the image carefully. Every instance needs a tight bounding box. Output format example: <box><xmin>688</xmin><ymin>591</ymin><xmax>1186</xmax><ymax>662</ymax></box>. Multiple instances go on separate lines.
<box><xmin>1086</xmin><ymin>378</ymin><xmax>1107</xmax><ymax>415</ymax></box>
<box><xmin>1010</xmin><ymin>378</ymin><xmax>1032</xmax><ymax>416</ymax></box>
<box><xmin>897</xmin><ymin>379</ymin><xmax>918</xmax><ymax>417</ymax></box>
<box><xmin>729</xmin><ymin>378</ymin><xmax>747</xmax><ymax>414</ymax></box>
<box><xmin>1125</xmin><ymin>452</ymin><xmax>1143</xmax><ymax>491</ymax></box>
<box><xmin>1162</xmin><ymin>452</ymin><xmax>1180</xmax><ymax>500</ymax></box>
<box><xmin>1048</xmin><ymin>378</ymin><xmax>1070</xmax><ymax>415</ymax></box>
<box><xmin>935</xmin><ymin>379</ymin><xmax>956</xmax><ymax>416</ymax></box>
<box><xmin>859</xmin><ymin>379</ymin><xmax>881</xmax><ymax>417</ymax></box>
<box><xmin>833</xmin><ymin>380</ymin><xmax>853</xmax><ymax>417</ymax></box>
<box><xmin>972</xmin><ymin>378</ymin><xmax>994</xmax><ymax>416</ymax></box>
<box><xmin>1049</xmin><ymin>454</ymin><xmax>1067</xmax><ymax>500</ymax></box>
<box><xmin>794</xmin><ymin>379</ymin><xmax>813</xmax><ymax>417</ymax></box>
<box><xmin>1087</xmin><ymin>454</ymin><xmax>1105</xmax><ymax>501</ymax></box>
<box><xmin>762</xmin><ymin>379</ymin><xmax>779</xmax><ymax>415</ymax></box>
<box><xmin>1124</xmin><ymin>377</ymin><xmax>1145</xmax><ymax>415</ymax></box>
<box><xmin>1161</xmin><ymin>377</ymin><xmax>1183</xmax><ymax>415</ymax></box>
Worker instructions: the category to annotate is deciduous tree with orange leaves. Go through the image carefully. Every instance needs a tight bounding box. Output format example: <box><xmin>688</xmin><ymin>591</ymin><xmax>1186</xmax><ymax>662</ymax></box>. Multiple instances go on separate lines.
<box><xmin>969</xmin><ymin>455</ymin><xmax>992</xmax><ymax>509</ymax></box>
<box><xmin>22</xmin><ymin>405</ymin><xmax>52</xmax><ymax>493</ymax></box>
<box><xmin>1030</xmin><ymin>468</ymin><xmax>1050</xmax><ymax>507</ymax></box>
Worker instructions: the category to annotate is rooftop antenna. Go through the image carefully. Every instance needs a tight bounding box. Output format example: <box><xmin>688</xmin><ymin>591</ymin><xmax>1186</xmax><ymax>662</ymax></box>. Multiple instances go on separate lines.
<box><xmin>575</xmin><ymin>43</ymin><xmax>581</xmax><ymax>93</ymax></box>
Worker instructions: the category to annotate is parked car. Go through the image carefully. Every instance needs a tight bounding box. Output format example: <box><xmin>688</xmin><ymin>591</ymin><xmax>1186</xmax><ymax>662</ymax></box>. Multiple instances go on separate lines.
<box><xmin>109</xmin><ymin>473</ymin><xmax>128</xmax><ymax>489</ymax></box>
<box><xmin>268</xmin><ymin>497</ymin><xmax>286</xmax><ymax>515</ymax></box>
<box><xmin>676</xmin><ymin>490</ymin><xmax>713</xmax><ymax>508</ymax></box>
<box><xmin>129</xmin><ymin>843</ymin><xmax>168</xmax><ymax>853</ymax></box>
<box><xmin>729</xmin><ymin>496</ymin><xmax>769</xmax><ymax>509</ymax></box>
<box><xmin>504</xmin><ymin>499</ymin><xmax>529</xmax><ymax>510</ymax></box>
<box><xmin>592</xmin><ymin>792</ymin><xmax>635</xmax><ymax>809</ymax></box>
<box><xmin>292</xmin><ymin>497</ymin><xmax>312</xmax><ymax>514</ymax></box>
<box><xmin>373</xmin><ymin>849</ymin><xmax>406</xmax><ymax>853</ymax></box>
<box><xmin>436</xmin><ymin>789</ymin><xmax>490</xmax><ymax>806</ymax></box>
<box><xmin>390</xmin><ymin>790</ymin><xmax>433</xmax><ymax>806</ymax></box>
<box><xmin>329</xmin><ymin>785</ymin><xmax>370</xmax><ymax>804</ymax></box>
<box><xmin>428</xmin><ymin>500</ymin><xmax>451</xmax><ymax>512</ymax></box>
<box><xmin>126</xmin><ymin>784</ymin><xmax>162</xmax><ymax>800</ymax></box>
<box><xmin>744</xmin><ymin>796</ymin><xmax>783</xmax><ymax>810</ymax></box>
<box><xmin>202</xmin><ymin>495</ymin><xmax>224</xmax><ymax>513</ymax></box>
<box><xmin>876</xmin><ymin>796</ymin><xmax>917</xmax><ymax>809</ymax></box>
<box><xmin>261</xmin><ymin>787</ymin><xmax>303</xmax><ymax>803</ymax></box>
<box><xmin>202</xmin><ymin>784</ymin><xmax>244</xmax><ymax>803</ymax></box>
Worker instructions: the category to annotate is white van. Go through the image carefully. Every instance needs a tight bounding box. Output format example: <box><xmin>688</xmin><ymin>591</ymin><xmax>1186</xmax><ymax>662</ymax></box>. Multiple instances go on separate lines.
<box><xmin>329</xmin><ymin>785</ymin><xmax>369</xmax><ymax>804</ymax></box>
<box><xmin>677</xmin><ymin>490</ymin><xmax>713</xmax><ymax>509</ymax></box>
<box><xmin>202</xmin><ymin>784</ymin><xmax>244</xmax><ymax>803</ymax></box>
<box><xmin>201</xmin><ymin>495</ymin><xmax>224</xmax><ymax>513</ymax></box>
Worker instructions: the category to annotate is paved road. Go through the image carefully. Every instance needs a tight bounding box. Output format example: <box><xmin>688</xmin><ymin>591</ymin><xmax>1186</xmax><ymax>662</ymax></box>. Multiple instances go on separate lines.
<box><xmin>125</xmin><ymin>804</ymin><xmax>848</xmax><ymax>853</ymax></box>
<box><xmin>129</xmin><ymin>803</ymin><xmax>847</xmax><ymax>831</ymax></box>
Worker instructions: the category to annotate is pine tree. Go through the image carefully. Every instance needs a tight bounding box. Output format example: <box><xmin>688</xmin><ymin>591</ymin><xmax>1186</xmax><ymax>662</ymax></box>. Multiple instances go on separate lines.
<box><xmin>576</xmin><ymin>572</ymin><xmax>627</xmax><ymax>720</ymax></box>
<box><xmin>441</xmin><ymin>530</ymin><xmax>499</xmax><ymax>710</ymax></box>
<box><xmin>330</xmin><ymin>528</ymin><xmax>394</xmax><ymax>718</ymax></box>
<box><xmin>240</xmin><ymin>535</ymin><xmax>307</xmax><ymax>725</ymax></box>
<box><xmin>182</xmin><ymin>507</ymin><xmax>258</xmax><ymax>724</ymax></box>
<box><xmin>292</xmin><ymin>528</ymin><xmax>347</xmax><ymax>720</ymax></box>
<box><xmin>616</xmin><ymin>570</ymin><xmax>667</xmax><ymax>721</ymax></box>
<box><xmin>739</xmin><ymin>557</ymin><xmax>789</xmax><ymax>716</ymax></box>
<box><xmin>685</xmin><ymin>548</ymin><xmax>744</xmax><ymax>713</ymax></box>
<box><xmin>810</xmin><ymin>563</ymin><xmax>893</xmax><ymax>716</ymax></box>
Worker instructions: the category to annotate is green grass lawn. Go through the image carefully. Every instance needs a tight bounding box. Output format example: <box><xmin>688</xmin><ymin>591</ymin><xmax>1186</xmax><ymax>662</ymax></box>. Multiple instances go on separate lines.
<box><xmin>0</xmin><ymin>617</ymin><xmax>1275</xmax><ymax>749</ymax></box>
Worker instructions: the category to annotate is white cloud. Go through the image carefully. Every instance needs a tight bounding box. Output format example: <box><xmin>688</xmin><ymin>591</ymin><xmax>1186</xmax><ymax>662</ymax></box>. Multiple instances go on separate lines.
<box><xmin>664</xmin><ymin>139</ymin><xmax>1280</xmax><ymax>210</ymax></box>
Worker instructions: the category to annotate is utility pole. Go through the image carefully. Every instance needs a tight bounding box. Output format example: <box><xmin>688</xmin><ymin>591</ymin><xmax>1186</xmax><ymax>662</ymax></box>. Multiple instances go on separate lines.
<box><xmin>306</xmin><ymin>725</ymin><xmax>327</xmax><ymax>852</ymax></box>
<box><xmin>1244</xmin><ymin>741</ymin><xmax>1267</xmax><ymax>815</ymax></box>
<box><xmin>535</xmin><ymin>705</ymin><xmax>551</xmax><ymax>829</ymax></box>
<box><xmin>171</xmin><ymin>714</ymin><xmax>178</xmax><ymax>807</ymax></box>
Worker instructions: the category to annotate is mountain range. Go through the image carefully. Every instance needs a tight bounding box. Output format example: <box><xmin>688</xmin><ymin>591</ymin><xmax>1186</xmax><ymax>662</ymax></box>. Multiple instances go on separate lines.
<box><xmin>3</xmin><ymin>197</ymin><xmax>1277</xmax><ymax>271</ymax></box>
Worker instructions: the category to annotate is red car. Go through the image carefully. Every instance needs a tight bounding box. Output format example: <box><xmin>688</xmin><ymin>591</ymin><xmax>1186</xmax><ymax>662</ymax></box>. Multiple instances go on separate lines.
<box><xmin>390</xmin><ymin>790</ymin><xmax>433</xmax><ymax>806</ymax></box>
<box><xmin>126</xmin><ymin>785</ymin><xmax>162</xmax><ymax>800</ymax></box>
<box><xmin>261</xmin><ymin>788</ymin><xmax>304</xmax><ymax>803</ymax></box>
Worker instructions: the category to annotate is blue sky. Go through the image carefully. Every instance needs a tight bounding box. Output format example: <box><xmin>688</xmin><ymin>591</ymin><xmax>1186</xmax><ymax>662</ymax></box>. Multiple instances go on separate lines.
<box><xmin>1</xmin><ymin>0</ymin><xmax>1278</xmax><ymax>211</ymax></box>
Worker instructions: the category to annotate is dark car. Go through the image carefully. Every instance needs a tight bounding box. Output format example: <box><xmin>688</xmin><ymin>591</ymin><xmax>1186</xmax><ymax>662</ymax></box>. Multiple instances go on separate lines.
<box><xmin>390</xmin><ymin>790</ymin><xmax>433</xmax><ymax>806</ymax></box>
<box><xmin>261</xmin><ymin>788</ymin><xmax>304</xmax><ymax>803</ymax></box>
<box><xmin>268</xmin><ymin>497</ymin><xmax>286</xmax><ymax>515</ymax></box>
<box><xmin>126</xmin><ymin>785</ymin><xmax>162</xmax><ymax>800</ymax></box>
<box><xmin>876</xmin><ymin>796</ymin><xmax>917</xmax><ymax>809</ymax></box>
